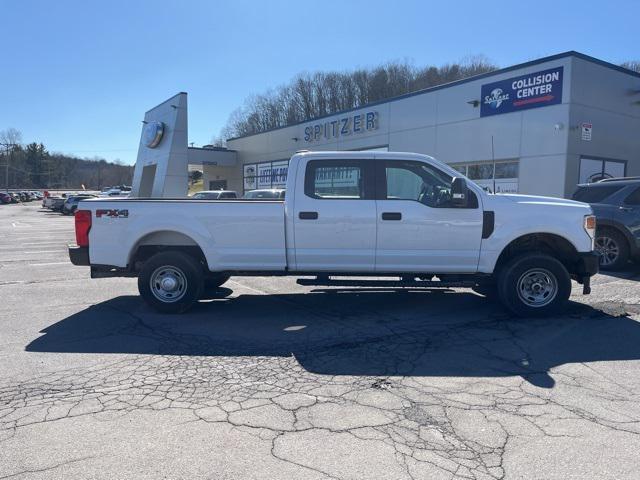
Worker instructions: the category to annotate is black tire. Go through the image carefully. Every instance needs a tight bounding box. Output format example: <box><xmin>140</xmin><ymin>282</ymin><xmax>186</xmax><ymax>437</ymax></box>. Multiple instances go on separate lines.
<box><xmin>137</xmin><ymin>251</ymin><xmax>204</xmax><ymax>313</ymax></box>
<box><xmin>497</xmin><ymin>253</ymin><xmax>571</xmax><ymax>317</ymax></box>
<box><xmin>200</xmin><ymin>273</ymin><xmax>231</xmax><ymax>299</ymax></box>
<box><xmin>595</xmin><ymin>228</ymin><xmax>630</xmax><ymax>271</ymax></box>
<box><xmin>203</xmin><ymin>273</ymin><xmax>230</xmax><ymax>290</ymax></box>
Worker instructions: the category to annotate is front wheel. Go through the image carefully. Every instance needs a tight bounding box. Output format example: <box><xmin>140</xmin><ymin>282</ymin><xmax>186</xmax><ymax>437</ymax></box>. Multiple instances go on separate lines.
<box><xmin>497</xmin><ymin>253</ymin><xmax>571</xmax><ymax>317</ymax></box>
<box><xmin>595</xmin><ymin>228</ymin><xmax>629</xmax><ymax>270</ymax></box>
<box><xmin>138</xmin><ymin>251</ymin><xmax>204</xmax><ymax>313</ymax></box>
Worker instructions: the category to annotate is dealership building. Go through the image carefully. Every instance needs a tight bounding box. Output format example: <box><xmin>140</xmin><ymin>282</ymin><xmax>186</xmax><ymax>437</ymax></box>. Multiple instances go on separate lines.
<box><xmin>153</xmin><ymin>51</ymin><xmax>640</xmax><ymax>198</ymax></box>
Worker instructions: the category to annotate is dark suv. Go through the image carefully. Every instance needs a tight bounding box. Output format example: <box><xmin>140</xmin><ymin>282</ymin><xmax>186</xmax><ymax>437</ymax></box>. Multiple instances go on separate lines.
<box><xmin>572</xmin><ymin>178</ymin><xmax>640</xmax><ymax>269</ymax></box>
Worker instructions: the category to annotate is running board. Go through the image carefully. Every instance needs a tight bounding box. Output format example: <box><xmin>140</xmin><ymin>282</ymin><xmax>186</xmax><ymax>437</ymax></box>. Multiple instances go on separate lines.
<box><xmin>296</xmin><ymin>277</ymin><xmax>477</xmax><ymax>288</ymax></box>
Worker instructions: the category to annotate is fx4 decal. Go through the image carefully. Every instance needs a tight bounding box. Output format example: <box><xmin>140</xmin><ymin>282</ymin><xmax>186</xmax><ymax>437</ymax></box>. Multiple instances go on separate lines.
<box><xmin>96</xmin><ymin>209</ymin><xmax>129</xmax><ymax>218</ymax></box>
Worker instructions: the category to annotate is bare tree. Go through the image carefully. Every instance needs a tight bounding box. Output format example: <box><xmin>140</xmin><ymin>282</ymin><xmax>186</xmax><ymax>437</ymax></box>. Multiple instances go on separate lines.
<box><xmin>621</xmin><ymin>61</ymin><xmax>640</xmax><ymax>73</ymax></box>
<box><xmin>0</xmin><ymin>127</ymin><xmax>22</xmax><ymax>146</ymax></box>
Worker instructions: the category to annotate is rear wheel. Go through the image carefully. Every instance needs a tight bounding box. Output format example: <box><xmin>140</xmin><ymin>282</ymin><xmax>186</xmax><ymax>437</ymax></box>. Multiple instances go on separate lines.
<box><xmin>138</xmin><ymin>251</ymin><xmax>204</xmax><ymax>313</ymax></box>
<box><xmin>497</xmin><ymin>253</ymin><xmax>571</xmax><ymax>317</ymax></box>
<box><xmin>595</xmin><ymin>228</ymin><xmax>629</xmax><ymax>270</ymax></box>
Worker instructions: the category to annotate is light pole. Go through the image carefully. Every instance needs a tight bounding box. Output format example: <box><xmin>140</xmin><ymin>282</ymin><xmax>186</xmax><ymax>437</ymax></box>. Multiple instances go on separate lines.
<box><xmin>0</xmin><ymin>142</ymin><xmax>14</xmax><ymax>193</ymax></box>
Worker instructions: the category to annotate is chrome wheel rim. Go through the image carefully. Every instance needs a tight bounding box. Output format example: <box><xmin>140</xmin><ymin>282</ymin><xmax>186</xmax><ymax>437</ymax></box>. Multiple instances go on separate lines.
<box><xmin>150</xmin><ymin>266</ymin><xmax>187</xmax><ymax>303</ymax></box>
<box><xmin>595</xmin><ymin>236</ymin><xmax>619</xmax><ymax>266</ymax></box>
<box><xmin>516</xmin><ymin>268</ymin><xmax>558</xmax><ymax>308</ymax></box>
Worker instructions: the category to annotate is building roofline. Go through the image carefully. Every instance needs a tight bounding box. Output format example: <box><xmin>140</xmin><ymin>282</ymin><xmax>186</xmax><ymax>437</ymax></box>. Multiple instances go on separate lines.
<box><xmin>226</xmin><ymin>51</ymin><xmax>640</xmax><ymax>142</ymax></box>
<box><xmin>188</xmin><ymin>146</ymin><xmax>237</xmax><ymax>153</ymax></box>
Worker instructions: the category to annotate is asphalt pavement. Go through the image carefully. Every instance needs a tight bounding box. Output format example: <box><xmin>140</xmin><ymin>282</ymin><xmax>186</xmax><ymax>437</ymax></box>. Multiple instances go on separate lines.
<box><xmin>1</xmin><ymin>203</ymin><xmax>640</xmax><ymax>479</ymax></box>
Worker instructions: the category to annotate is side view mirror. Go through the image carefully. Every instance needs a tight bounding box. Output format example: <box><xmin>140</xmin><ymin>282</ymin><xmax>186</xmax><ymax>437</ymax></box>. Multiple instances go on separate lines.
<box><xmin>451</xmin><ymin>177</ymin><xmax>468</xmax><ymax>207</ymax></box>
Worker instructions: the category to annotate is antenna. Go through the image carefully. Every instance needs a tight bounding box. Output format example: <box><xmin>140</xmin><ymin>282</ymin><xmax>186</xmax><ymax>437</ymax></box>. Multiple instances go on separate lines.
<box><xmin>491</xmin><ymin>135</ymin><xmax>496</xmax><ymax>194</ymax></box>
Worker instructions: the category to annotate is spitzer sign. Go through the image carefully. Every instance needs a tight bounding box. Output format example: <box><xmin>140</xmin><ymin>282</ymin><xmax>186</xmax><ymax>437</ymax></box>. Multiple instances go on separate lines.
<box><xmin>480</xmin><ymin>67</ymin><xmax>563</xmax><ymax>117</ymax></box>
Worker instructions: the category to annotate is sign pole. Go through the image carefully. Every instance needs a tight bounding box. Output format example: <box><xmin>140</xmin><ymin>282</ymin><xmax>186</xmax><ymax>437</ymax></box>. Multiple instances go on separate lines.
<box><xmin>491</xmin><ymin>135</ymin><xmax>496</xmax><ymax>194</ymax></box>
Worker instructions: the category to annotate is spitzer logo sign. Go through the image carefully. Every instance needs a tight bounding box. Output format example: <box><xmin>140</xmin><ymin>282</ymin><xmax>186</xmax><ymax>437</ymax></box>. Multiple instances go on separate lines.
<box><xmin>480</xmin><ymin>66</ymin><xmax>563</xmax><ymax>117</ymax></box>
<box><xmin>486</xmin><ymin>88</ymin><xmax>510</xmax><ymax>109</ymax></box>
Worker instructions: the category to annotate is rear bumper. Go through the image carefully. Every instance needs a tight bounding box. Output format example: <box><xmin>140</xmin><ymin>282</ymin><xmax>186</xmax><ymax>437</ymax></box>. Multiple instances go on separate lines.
<box><xmin>68</xmin><ymin>244</ymin><xmax>89</xmax><ymax>266</ymax></box>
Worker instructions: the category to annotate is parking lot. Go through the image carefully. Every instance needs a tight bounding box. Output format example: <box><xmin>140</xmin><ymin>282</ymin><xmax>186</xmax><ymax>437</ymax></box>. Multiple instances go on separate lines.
<box><xmin>1</xmin><ymin>203</ymin><xmax>640</xmax><ymax>479</ymax></box>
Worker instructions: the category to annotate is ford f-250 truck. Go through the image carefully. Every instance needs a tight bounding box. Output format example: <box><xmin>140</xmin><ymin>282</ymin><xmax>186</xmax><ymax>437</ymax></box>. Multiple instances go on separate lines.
<box><xmin>69</xmin><ymin>151</ymin><xmax>599</xmax><ymax>317</ymax></box>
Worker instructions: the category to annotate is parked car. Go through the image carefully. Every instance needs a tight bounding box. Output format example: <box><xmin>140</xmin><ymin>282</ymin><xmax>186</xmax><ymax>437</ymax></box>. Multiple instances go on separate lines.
<box><xmin>43</xmin><ymin>195</ymin><xmax>61</xmax><ymax>209</ymax></box>
<box><xmin>0</xmin><ymin>192</ymin><xmax>11</xmax><ymax>204</ymax></box>
<box><xmin>572</xmin><ymin>177</ymin><xmax>640</xmax><ymax>269</ymax></box>
<box><xmin>50</xmin><ymin>194</ymin><xmax>72</xmax><ymax>211</ymax></box>
<box><xmin>62</xmin><ymin>194</ymin><xmax>97</xmax><ymax>215</ymax></box>
<box><xmin>190</xmin><ymin>190</ymin><xmax>238</xmax><ymax>200</ymax></box>
<box><xmin>8</xmin><ymin>193</ymin><xmax>20</xmax><ymax>203</ymax></box>
<box><xmin>242</xmin><ymin>189</ymin><xmax>285</xmax><ymax>199</ymax></box>
<box><xmin>69</xmin><ymin>151</ymin><xmax>598</xmax><ymax>317</ymax></box>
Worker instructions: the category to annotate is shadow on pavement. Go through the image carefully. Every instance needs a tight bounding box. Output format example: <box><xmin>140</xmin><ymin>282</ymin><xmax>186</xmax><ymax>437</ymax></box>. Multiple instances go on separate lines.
<box><xmin>26</xmin><ymin>288</ymin><xmax>640</xmax><ymax>388</ymax></box>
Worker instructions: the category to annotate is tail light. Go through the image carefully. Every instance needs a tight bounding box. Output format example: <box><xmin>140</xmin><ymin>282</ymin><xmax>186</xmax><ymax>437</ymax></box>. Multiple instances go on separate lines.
<box><xmin>75</xmin><ymin>210</ymin><xmax>92</xmax><ymax>247</ymax></box>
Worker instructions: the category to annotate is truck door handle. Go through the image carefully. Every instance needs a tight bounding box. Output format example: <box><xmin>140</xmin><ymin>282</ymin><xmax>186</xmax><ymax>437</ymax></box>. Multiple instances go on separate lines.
<box><xmin>382</xmin><ymin>212</ymin><xmax>402</xmax><ymax>221</ymax></box>
<box><xmin>299</xmin><ymin>211</ymin><xmax>318</xmax><ymax>220</ymax></box>
<box><xmin>619</xmin><ymin>206</ymin><xmax>633</xmax><ymax>212</ymax></box>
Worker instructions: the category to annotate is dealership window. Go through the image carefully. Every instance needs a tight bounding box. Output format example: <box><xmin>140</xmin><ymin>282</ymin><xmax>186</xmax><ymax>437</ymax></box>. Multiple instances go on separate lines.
<box><xmin>578</xmin><ymin>157</ymin><xmax>626</xmax><ymax>184</ymax></box>
<box><xmin>243</xmin><ymin>160</ymin><xmax>289</xmax><ymax>193</ymax></box>
<box><xmin>305</xmin><ymin>161</ymin><xmax>364</xmax><ymax>199</ymax></box>
<box><xmin>451</xmin><ymin>160</ymin><xmax>519</xmax><ymax>193</ymax></box>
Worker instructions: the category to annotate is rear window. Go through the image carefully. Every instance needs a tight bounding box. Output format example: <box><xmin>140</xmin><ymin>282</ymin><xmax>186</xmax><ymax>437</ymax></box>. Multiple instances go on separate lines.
<box><xmin>572</xmin><ymin>185</ymin><xmax>623</xmax><ymax>203</ymax></box>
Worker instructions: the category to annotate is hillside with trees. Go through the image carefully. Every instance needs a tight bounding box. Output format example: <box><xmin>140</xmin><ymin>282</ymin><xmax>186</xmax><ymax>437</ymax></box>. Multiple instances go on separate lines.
<box><xmin>0</xmin><ymin>128</ymin><xmax>133</xmax><ymax>190</ymax></box>
<box><xmin>214</xmin><ymin>57</ymin><xmax>499</xmax><ymax>141</ymax></box>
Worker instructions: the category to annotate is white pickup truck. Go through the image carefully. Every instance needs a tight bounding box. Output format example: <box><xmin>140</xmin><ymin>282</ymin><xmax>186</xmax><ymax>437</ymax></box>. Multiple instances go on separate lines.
<box><xmin>69</xmin><ymin>151</ymin><xmax>599</xmax><ymax>316</ymax></box>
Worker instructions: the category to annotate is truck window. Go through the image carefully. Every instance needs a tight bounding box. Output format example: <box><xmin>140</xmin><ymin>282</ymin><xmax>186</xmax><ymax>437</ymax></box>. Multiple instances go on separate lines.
<box><xmin>305</xmin><ymin>160</ymin><xmax>366</xmax><ymax>199</ymax></box>
<box><xmin>384</xmin><ymin>161</ymin><xmax>453</xmax><ymax>208</ymax></box>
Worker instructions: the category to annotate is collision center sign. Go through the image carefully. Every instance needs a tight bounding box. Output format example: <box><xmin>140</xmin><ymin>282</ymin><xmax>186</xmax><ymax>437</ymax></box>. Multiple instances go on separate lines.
<box><xmin>480</xmin><ymin>67</ymin><xmax>563</xmax><ymax>117</ymax></box>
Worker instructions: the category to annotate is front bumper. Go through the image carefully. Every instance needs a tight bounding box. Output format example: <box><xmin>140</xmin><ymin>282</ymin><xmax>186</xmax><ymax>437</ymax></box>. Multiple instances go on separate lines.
<box><xmin>576</xmin><ymin>252</ymin><xmax>600</xmax><ymax>277</ymax></box>
<box><xmin>68</xmin><ymin>244</ymin><xmax>89</xmax><ymax>266</ymax></box>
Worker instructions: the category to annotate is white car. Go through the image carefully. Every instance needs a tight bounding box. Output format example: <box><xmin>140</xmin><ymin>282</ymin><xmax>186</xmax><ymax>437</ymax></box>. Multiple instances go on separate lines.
<box><xmin>243</xmin><ymin>189</ymin><xmax>285</xmax><ymax>199</ymax></box>
<box><xmin>191</xmin><ymin>190</ymin><xmax>238</xmax><ymax>200</ymax></box>
<box><xmin>69</xmin><ymin>151</ymin><xmax>598</xmax><ymax>316</ymax></box>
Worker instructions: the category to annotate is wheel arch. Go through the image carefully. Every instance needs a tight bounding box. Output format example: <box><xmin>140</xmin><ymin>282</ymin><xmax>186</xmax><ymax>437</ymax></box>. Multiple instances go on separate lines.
<box><xmin>494</xmin><ymin>232</ymin><xmax>581</xmax><ymax>275</ymax></box>
<box><xmin>596</xmin><ymin>219</ymin><xmax>636</xmax><ymax>255</ymax></box>
<box><xmin>128</xmin><ymin>230</ymin><xmax>209</xmax><ymax>272</ymax></box>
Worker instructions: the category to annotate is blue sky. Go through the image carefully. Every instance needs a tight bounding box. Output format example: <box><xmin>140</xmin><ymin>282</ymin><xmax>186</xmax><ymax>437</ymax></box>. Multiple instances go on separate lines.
<box><xmin>1</xmin><ymin>0</ymin><xmax>638</xmax><ymax>164</ymax></box>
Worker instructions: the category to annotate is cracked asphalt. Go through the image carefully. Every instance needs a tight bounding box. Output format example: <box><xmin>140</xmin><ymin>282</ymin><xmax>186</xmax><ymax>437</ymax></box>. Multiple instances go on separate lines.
<box><xmin>2</xmin><ymin>204</ymin><xmax>640</xmax><ymax>479</ymax></box>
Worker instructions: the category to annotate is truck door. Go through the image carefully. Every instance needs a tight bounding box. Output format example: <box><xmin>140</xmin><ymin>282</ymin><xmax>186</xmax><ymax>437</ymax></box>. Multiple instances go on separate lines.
<box><xmin>293</xmin><ymin>158</ymin><xmax>376</xmax><ymax>271</ymax></box>
<box><xmin>375</xmin><ymin>159</ymin><xmax>483</xmax><ymax>273</ymax></box>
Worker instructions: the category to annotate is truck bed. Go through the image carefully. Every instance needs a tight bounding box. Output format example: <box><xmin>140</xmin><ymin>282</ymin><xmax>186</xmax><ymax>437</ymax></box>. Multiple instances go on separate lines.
<box><xmin>80</xmin><ymin>198</ymin><xmax>287</xmax><ymax>271</ymax></box>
